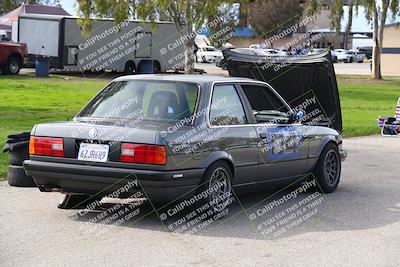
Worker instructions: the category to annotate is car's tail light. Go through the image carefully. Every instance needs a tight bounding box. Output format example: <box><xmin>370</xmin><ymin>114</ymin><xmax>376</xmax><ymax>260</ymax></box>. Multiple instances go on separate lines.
<box><xmin>120</xmin><ymin>143</ymin><xmax>167</xmax><ymax>165</ymax></box>
<box><xmin>29</xmin><ymin>137</ymin><xmax>64</xmax><ymax>157</ymax></box>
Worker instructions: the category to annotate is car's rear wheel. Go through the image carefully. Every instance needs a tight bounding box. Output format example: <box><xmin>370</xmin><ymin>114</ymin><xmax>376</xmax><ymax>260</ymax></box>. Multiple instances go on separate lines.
<box><xmin>153</xmin><ymin>61</ymin><xmax>161</xmax><ymax>73</ymax></box>
<box><xmin>197</xmin><ymin>161</ymin><xmax>233</xmax><ymax>213</ymax></box>
<box><xmin>313</xmin><ymin>143</ymin><xmax>341</xmax><ymax>193</ymax></box>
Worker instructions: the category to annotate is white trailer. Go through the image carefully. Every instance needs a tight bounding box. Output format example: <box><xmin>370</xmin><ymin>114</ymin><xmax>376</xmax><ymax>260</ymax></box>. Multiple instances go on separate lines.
<box><xmin>15</xmin><ymin>14</ymin><xmax>186</xmax><ymax>73</ymax></box>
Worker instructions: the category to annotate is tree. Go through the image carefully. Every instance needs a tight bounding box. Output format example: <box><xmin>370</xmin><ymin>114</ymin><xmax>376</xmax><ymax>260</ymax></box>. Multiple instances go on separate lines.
<box><xmin>363</xmin><ymin>0</ymin><xmax>399</xmax><ymax>79</ymax></box>
<box><xmin>331</xmin><ymin>0</ymin><xmax>355</xmax><ymax>49</ymax></box>
<box><xmin>247</xmin><ymin>0</ymin><xmax>303</xmax><ymax>47</ymax></box>
<box><xmin>76</xmin><ymin>0</ymin><xmax>236</xmax><ymax>73</ymax></box>
<box><xmin>206</xmin><ymin>3</ymin><xmax>240</xmax><ymax>48</ymax></box>
<box><xmin>343</xmin><ymin>1</ymin><xmax>354</xmax><ymax>49</ymax></box>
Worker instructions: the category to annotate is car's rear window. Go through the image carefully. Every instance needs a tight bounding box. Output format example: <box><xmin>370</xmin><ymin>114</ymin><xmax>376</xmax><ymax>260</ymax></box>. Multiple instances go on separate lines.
<box><xmin>77</xmin><ymin>81</ymin><xmax>198</xmax><ymax>123</ymax></box>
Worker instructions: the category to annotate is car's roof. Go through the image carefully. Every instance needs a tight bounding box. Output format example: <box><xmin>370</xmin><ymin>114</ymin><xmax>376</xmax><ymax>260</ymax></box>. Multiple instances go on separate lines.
<box><xmin>113</xmin><ymin>74</ymin><xmax>257</xmax><ymax>84</ymax></box>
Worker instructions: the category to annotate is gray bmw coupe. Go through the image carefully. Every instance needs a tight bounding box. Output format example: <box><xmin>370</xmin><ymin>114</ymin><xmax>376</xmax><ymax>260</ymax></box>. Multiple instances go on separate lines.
<box><xmin>24</xmin><ymin>74</ymin><xmax>346</xmax><ymax>211</ymax></box>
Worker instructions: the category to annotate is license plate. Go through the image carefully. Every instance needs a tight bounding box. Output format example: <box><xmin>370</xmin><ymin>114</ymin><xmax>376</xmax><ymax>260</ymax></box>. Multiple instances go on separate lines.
<box><xmin>78</xmin><ymin>143</ymin><xmax>109</xmax><ymax>162</ymax></box>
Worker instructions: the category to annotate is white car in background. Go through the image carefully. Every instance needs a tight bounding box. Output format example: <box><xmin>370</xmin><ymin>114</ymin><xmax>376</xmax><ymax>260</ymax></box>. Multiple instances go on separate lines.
<box><xmin>349</xmin><ymin>49</ymin><xmax>367</xmax><ymax>63</ymax></box>
<box><xmin>197</xmin><ymin>46</ymin><xmax>223</xmax><ymax>63</ymax></box>
<box><xmin>334</xmin><ymin>49</ymin><xmax>357</xmax><ymax>63</ymax></box>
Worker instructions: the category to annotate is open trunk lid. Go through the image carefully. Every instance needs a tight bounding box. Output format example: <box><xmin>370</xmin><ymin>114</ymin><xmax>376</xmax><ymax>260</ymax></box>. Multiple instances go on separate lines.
<box><xmin>223</xmin><ymin>48</ymin><xmax>343</xmax><ymax>133</ymax></box>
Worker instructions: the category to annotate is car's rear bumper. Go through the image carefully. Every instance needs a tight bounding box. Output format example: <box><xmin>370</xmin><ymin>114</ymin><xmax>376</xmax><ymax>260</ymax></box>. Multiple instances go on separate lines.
<box><xmin>23</xmin><ymin>160</ymin><xmax>205</xmax><ymax>203</ymax></box>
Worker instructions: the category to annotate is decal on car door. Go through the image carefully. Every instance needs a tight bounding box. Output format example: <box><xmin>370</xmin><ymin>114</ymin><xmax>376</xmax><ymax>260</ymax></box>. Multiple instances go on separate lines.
<box><xmin>267</xmin><ymin>127</ymin><xmax>301</xmax><ymax>161</ymax></box>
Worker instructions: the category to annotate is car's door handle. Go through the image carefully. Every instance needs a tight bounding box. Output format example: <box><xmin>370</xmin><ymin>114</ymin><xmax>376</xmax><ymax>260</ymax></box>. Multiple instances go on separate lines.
<box><xmin>259</xmin><ymin>132</ymin><xmax>268</xmax><ymax>139</ymax></box>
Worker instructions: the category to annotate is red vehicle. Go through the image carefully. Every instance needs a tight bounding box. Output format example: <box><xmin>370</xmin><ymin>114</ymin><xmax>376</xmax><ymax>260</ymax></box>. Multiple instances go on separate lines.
<box><xmin>0</xmin><ymin>41</ymin><xmax>27</xmax><ymax>75</ymax></box>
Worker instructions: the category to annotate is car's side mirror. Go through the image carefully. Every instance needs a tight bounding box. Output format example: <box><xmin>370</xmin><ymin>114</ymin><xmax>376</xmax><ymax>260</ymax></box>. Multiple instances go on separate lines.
<box><xmin>289</xmin><ymin>110</ymin><xmax>305</xmax><ymax>123</ymax></box>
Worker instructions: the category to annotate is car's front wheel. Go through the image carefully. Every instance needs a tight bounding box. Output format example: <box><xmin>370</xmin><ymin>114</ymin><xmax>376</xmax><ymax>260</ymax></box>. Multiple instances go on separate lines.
<box><xmin>124</xmin><ymin>61</ymin><xmax>135</xmax><ymax>75</ymax></box>
<box><xmin>2</xmin><ymin>56</ymin><xmax>21</xmax><ymax>74</ymax></box>
<box><xmin>313</xmin><ymin>143</ymin><xmax>341</xmax><ymax>193</ymax></box>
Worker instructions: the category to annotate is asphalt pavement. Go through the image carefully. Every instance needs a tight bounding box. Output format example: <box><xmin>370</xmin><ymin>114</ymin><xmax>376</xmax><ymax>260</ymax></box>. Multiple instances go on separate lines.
<box><xmin>1</xmin><ymin>135</ymin><xmax>399</xmax><ymax>266</ymax></box>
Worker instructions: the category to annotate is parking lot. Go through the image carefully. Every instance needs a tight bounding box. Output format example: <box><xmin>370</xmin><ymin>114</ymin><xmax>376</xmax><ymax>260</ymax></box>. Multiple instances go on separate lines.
<box><xmin>20</xmin><ymin>62</ymin><xmax>373</xmax><ymax>77</ymax></box>
<box><xmin>1</xmin><ymin>135</ymin><xmax>399</xmax><ymax>266</ymax></box>
<box><xmin>199</xmin><ymin>62</ymin><xmax>377</xmax><ymax>77</ymax></box>
<box><xmin>197</xmin><ymin>62</ymin><xmax>374</xmax><ymax>76</ymax></box>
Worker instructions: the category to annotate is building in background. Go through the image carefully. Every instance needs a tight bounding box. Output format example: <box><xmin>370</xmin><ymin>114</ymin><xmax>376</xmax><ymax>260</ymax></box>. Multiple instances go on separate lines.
<box><xmin>381</xmin><ymin>23</ymin><xmax>400</xmax><ymax>75</ymax></box>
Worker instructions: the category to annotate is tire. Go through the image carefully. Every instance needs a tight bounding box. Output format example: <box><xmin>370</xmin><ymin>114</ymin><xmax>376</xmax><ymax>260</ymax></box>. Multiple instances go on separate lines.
<box><xmin>202</xmin><ymin>56</ymin><xmax>207</xmax><ymax>63</ymax></box>
<box><xmin>349</xmin><ymin>57</ymin><xmax>353</xmax><ymax>63</ymax></box>
<box><xmin>196</xmin><ymin>161</ymin><xmax>233</xmax><ymax>213</ymax></box>
<box><xmin>137</xmin><ymin>60</ymin><xmax>159</xmax><ymax>74</ymax></box>
<box><xmin>124</xmin><ymin>61</ymin><xmax>135</xmax><ymax>75</ymax></box>
<box><xmin>220</xmin><ymin>59</ymin><xmax>228</xmax><ymax>70</ymax></box>
<box><xmin>153</xmin><ymin>61</ymin><xmax>161</xmax><ymax>73</ymax></box>
<box><xmin>58</xmin><ymin>194</ymin><xmax>103</xmax><ymax>209</ymax></box>
<box><xmin>3</xmin><ymin>56</ymin><xmax>21</xmax><ymax>75</ymax></box>
<box><xmin>7</xmin><ymin>165</ymin><xmax>36</xmax><ymax>187</ymax></box>
<box><xmin>313</xmin><ymin>143</ymin><xmax>341</xmax><ymax>193</ymax></box>
<box><xmin>8</xmin><ymin>146</ymin><xmax>29</xmax><ymax>166</ymax></box>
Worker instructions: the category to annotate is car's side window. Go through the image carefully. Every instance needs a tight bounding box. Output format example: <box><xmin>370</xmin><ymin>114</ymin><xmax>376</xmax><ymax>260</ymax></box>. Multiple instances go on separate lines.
<box><xmin>241</xmin><ymin>84</ymin><xmax>290</xmax><ymax>124</ymax></box>
<box><xmin>210</xmin><ymin>84</ymin><xmax>247</xmax><ymax>126</ymax></box>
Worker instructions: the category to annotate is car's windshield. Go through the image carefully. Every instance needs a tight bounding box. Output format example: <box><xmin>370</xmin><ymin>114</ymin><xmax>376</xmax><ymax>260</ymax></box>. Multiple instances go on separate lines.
<box><xmin>77</xmin><ymin>81</ymin><xmax>198</xmax><ymax>123</ymax></box>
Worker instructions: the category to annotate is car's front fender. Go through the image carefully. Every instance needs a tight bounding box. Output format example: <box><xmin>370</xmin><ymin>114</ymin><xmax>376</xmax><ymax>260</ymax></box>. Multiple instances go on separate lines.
<box><xmin>307</xmin><ymin>126</ymin><xmax>341</xmax><ymax>159</ymax></box>
<box><xmin>317</xmin><ymin>135</ymin><xmax>339</xmax><ymax>156</ymax></box>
